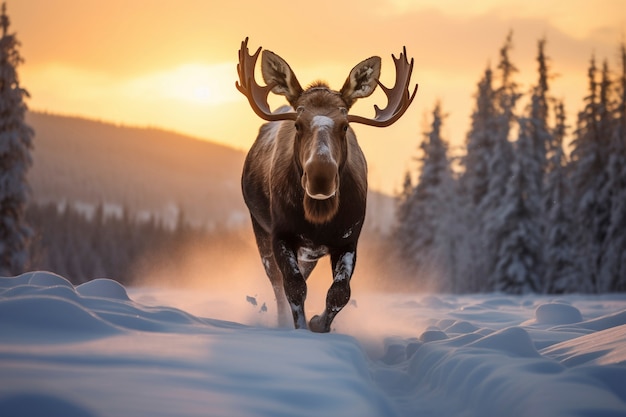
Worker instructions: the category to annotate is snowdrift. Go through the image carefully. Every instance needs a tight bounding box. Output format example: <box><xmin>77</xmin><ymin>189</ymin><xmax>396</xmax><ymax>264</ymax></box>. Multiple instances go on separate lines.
<box><xmin>1</xmin><ymin>271</ymin><xmax>626</xmax><ymax>416</ymax></box>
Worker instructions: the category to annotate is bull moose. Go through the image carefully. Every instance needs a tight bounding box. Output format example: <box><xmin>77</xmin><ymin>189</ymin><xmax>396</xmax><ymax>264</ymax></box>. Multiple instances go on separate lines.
<box><xmin>236</xmin><ymin>38</ymin><xmax>417</xmax><ymax>332</ymax></box>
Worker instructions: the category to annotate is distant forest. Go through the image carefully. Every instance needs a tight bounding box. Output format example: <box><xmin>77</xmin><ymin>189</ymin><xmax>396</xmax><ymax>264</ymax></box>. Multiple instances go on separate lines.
<box><xmin>393</xmin><ymin>35</ymin><xmax>626</xmax><ymax>294</ymax></box>
<box><xmin>25</xmin><ymin>202</ymin><xmax>253</xmax><ymax>285</ymax></box>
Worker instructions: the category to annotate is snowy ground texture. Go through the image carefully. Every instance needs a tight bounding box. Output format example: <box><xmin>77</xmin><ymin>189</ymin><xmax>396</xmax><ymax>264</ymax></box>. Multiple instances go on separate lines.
<box><xmin>1</xmin><ymin>272</ymin><xmax>626</xmax><ymax>417</ymax></box>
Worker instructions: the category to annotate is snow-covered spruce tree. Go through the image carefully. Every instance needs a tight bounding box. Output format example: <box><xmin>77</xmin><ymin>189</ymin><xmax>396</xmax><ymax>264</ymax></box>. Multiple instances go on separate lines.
<box><xmin>397</xmin><ymin>103</ymin><xmax>456</xmax><ymax>291</ymax></box>
<box><xmin>457</xmin><ymin>66</ymin><xmax>498</xmax><ymax>291</ymax></box>
<box><xmin>492</xmin><ymin>118</ymin><xmax>542</xmax><ymax>294</ymax></box>
<box><xmin>0</xmin><ymin>3</ymin><xmax>33</xmax><ymax>276</ymax></box>
<box><xmin>599</xmin><ymin>44</ymin><xmax>626</xmax><ymax>291</ymax></box>
<box><xmin>568</xmin><ymin>56</ymin><xmax>599</xmax><ymax>290</ymax></box>
<box><xmin>543</xmin><ymin>102</ymin><xmax>583</xmax><ymax>293</ymax></box>
<box><xmin>528</xmin><ymin>38</ymin><xmax>552</xmax><ymax>199</ymax></box>
<box><xmin>479</xmin><ymin>32</ymin><xmax>519</xmax><ymax>291</ymax></box>
<box><xmin>594</xmin><ymin>61</ymin><xmax>616</xmax><ymax>262</ymax></box>
<box><xmin>569</xmin><ymin>57</ymin><xmax>614</xmax><ymax>292</ymax></box>
<box><xmin>499</xmin><ymin>37</ymin><xmax>557</xmax><ymax>291</ymax></box>
<box><xmin>460</xmin><ymin>66</ymin><xmax>497</xmax><ymax>208</ymax></box>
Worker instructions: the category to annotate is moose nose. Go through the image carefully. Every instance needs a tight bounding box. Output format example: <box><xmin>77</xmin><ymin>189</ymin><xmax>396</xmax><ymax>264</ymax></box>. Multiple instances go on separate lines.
<box><xmin>302</xmin><ymin>159</ymin><xmax>338</xmax><ymax>200</ymax></box>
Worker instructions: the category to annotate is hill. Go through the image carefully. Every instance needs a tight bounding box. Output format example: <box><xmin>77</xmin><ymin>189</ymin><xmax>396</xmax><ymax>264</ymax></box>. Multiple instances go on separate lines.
<box><xmin>26</xmin><ymin>111</ymin><xmax>248</xmax><ymax>228</ymax></box>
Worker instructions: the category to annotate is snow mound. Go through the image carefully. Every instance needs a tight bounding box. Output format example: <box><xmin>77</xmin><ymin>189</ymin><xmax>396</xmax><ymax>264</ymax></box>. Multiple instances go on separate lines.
<box><xmin>76</xmin><ymin>278</ymin><xmax>130</xmax><ymax>300</ymax></box>
<box><xmin>467</xmin><ymin>326</ymin><xmax>540</xmax><ymax>358</ymax></box>
<box><xmin>0</xmin><ymin>295</ymin><xmax>121</xmax><ymax>341</ymax></box>
<box><xmin>26</xmin><ymin>271</ymin><xmax>74</xmax><ymax>287</ymax></box>
<box><xmin>0</xmin><ymin>271</ymin><xmax>72</xmax><ymax>289</ymax></box>
<box><xmin>419</xmin><ymin>328</ymin><xmax>449</xmax><ymax>342</ymax></box>
<box><xmin>444</xmin><ymin>320</ymin><xmax>479</xmax><ymax>334</ymax></box>
<box><xmin>0</xmin><ymin>272</ymin><xmax>123</xmax><ymax>341</ymax></box>
<box><xmin>542</xmin><ymin>324</ymin><xmax>626</xmax><ymax>367</ymax></box>
<box><xmin>535</xmin><ymin>302</ymin><xmax>583</xmax><ymax>325</ymax></box>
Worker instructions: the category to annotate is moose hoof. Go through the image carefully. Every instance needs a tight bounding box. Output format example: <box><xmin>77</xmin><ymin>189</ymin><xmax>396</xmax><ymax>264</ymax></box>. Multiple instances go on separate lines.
<box><xmin>309</xmin><ymin>315</ymin><xmax>329</xmax><ymax>333</ymax></box>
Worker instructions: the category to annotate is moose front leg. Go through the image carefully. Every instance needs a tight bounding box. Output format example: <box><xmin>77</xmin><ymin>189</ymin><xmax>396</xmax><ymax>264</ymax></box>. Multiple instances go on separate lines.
<box><xmin>309</xmin><ymin>249</ymin><xmax>356</xmax><ymax>333</ymax></box>
<box><xmin>273</xmin><ymin>238</ymin><xmax>308</xmax><ymax>329</ymax></box>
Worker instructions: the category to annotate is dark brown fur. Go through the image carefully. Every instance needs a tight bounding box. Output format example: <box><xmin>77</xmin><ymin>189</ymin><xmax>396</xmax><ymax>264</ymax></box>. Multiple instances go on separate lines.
<box><xmin>242</xmin><ymin>88</ymin><xmax>367</xmax><ymax>332</ymax></box>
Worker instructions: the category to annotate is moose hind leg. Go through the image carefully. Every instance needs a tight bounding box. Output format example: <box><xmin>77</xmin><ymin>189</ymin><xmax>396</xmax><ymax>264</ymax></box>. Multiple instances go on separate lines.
<box><xmin>267</xmin><ymin>257</ymin><xmax>291</xmax><ymax>327</ymax></box>
<box><xmin>309</xmin><ymin>250</ymin><xmax>355</xmax><ymax>333</ymax></box>
<box><xmin>251</xmin><ymin>218</ymin><xmax>290</xmax><ymax>326</ymax></box>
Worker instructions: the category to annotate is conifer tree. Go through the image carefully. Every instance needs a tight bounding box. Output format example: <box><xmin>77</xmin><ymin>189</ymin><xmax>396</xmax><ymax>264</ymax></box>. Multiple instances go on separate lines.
<box><xmin>460</xmin><ymin>66</ymin><xmax>497</xmax><ymax>207</ymax></box>
<box><xmin>492</xmin><ymin>118</ymin><xmax>542</xmax><ymax>294</ymax></box>
<box><xmin>543</xmin><ymin>102</ymin><xmax>582</xmax><ymax>293</ymax></box>
<box><xmin>0</xmin><ymin>3</ymin><xmax>33</xmax><ymax>276</ymax></box>
<box><xmin>458</xmin><ymin>66</ymin><xmax>498</xmax><ymax>291</ymax></box>
<box><xmin>569</xmin><ymin>57</ymin><xmax>614</xmax><ymax>291</ymax></box>
<box><xmin>528</xmin><ymin>38</ymin><xmax>552</xmax><ymax>194</ymax></box>
<box><xmin>398</xmin><ymin>103</ymin><xmax>455</xmax><ymax>290</ymax></box>
<box><xmin>599</xmin><ymin>44</ymin><xmax>626</xmax><ymax>291</ymax></box>
<box><xmin>569</xmin><ymin>56</ymin><xmax>597</xmax><ymax>290</ymax></box>
<box><xmin>479</xmin><ymin>33</ymin><xmax>518</xmax><ymax>290</ymax></box>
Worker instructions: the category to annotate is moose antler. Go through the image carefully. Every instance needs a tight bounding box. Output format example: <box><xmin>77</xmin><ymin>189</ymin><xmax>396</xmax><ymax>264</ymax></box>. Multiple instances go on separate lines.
<box><xmin>236</xmin><ymin>37</ymin><xmax>298</xmax><ymax>121</ymax></box>
<box><xmin>347</xmin><ymin>47</ymin><xmax>418</xmax><ymax>127</ymax></box>
<box><xmin>236</xmin><ymin>38</ymin><xmax>417</xmax><ymax>126</ymax></box>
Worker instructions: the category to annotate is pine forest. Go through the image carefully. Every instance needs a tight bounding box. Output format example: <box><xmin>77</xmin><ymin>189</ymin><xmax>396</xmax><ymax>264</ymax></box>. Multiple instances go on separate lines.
<box><xmin>394</xmin><ymin>34</ymin><xmax>626</xmax><ymax>294</ymax></box>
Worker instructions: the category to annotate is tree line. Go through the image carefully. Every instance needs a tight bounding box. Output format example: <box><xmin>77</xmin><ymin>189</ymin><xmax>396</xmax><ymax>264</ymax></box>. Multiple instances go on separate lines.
<box><xmin>25</xmin><ymin>202</ymin><xmax>251</xmax><ymax>285</ymax></box>
<box><xmin>394</xmin><ymin>33</ymin><xmax>626</xmax><ymax>294</ymax></box>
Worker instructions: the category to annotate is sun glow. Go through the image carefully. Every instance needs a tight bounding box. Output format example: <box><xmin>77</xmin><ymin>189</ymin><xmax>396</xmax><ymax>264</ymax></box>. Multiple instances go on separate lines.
<box><xmin>125</xmin><ymin>63</ymin><xmax>240</xmax><ymax>106</ymax></box>
<box><xmin>23</xmin><ymin>62</ymin><xmax>240</xmax><ymax>111</ymax></box>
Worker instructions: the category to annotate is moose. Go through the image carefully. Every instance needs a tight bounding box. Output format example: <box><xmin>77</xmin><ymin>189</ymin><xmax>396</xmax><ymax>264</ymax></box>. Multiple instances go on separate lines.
<box><xmin>236</xmin><ymin>38</ymin><xmax>417</xmax><ymax>332</ymax></box>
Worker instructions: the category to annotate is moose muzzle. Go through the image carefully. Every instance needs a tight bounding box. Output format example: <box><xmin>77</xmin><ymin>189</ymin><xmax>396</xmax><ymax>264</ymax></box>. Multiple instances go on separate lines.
<box><xmin>302</xmin><ymin>159</ymin><xmax>338</xmax><ymax>200</ymax></box>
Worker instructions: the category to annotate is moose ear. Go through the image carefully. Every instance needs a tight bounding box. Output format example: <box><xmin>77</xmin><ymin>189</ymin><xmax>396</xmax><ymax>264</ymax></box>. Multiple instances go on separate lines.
<box><xmin>261</xmin><ymin>50</ymin><xmax>304</xmax><ymax>106</ymax></box>
<box><xmin>340</xmin><ymin>56</ymin><xmax>381</xmax><ymax>108</ymax></box>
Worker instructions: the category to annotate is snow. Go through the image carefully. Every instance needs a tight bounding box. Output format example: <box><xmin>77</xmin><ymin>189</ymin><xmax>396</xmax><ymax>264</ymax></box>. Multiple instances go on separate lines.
<box><xmin>2</xmin><ymin>272</ymin><xmax>626</xmax><ymax>416</ymax></box>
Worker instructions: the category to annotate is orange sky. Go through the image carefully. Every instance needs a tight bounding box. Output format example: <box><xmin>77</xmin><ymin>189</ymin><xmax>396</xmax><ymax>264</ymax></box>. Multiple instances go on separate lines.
<box><xmin>10</xmin><ymin>0</ymin><xmax>625</xmax><ymax>194</ymax></box>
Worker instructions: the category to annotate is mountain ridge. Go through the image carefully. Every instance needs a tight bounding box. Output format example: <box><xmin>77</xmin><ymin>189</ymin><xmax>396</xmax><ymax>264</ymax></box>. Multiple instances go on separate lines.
<box><xmin>26</xmin><ymin>111</ymin><xmax>248</xmax><ymax>227</ymax></box>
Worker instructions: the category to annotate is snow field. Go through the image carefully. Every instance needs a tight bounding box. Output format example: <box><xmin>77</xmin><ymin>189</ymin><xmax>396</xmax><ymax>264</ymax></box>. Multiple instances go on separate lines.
<box><xmin>1</xmin><ymin>271</ymin><xmax>626</xmax><ymax>417</ymax></box>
